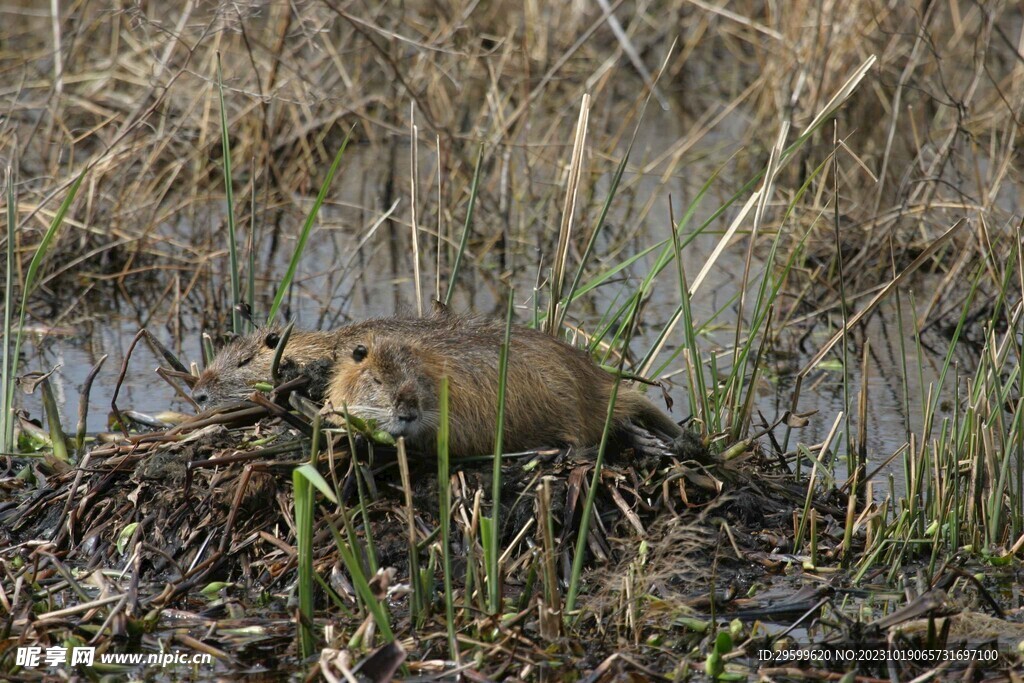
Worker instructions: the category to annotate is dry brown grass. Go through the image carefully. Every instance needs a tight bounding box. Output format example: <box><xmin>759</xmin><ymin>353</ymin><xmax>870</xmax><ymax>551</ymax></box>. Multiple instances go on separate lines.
<box><xmin>2</xmin><ymin>3</ymin><xmax>1024</xmax><ymax>677</ymax></box>
<box><xmin>2</xmin><ymin>1</ymin><xmax>1019</xmax><ymax>335</ymax></box>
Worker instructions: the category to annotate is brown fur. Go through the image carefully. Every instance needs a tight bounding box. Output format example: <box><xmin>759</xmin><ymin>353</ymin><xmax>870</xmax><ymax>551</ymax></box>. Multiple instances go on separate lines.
<box><xmin>191</xmin><ymin>328</ymin><xmax>341</xmax><ymax>410</ymax></box>
<box><xmin>192</xmin><ymin>313</ymin><xmax>684</xmax><ymax>456</ymax></box>
<box><xmin>324</xmin><ymin>313</ymin><xmax>683</xmax><ymax>457</ymax></box>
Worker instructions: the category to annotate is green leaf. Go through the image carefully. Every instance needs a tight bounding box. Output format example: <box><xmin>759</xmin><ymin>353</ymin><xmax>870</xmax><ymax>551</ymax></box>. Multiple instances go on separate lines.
<box><xmin>116</xmin><ymin>523</ymin><xmax>139</xmax><ymax>555</ymax></box>
<box><xmin>371</xmin><ymin>430</ymin><xmax>396</xmax><ymax>446</ymax></box>
<box><xmin>714</xmin><ymin>630</ymin><xmax>733</xmax><ymax>654</ymax></box>
<box><xmin>200</xmin><ymin>582</ymin><xmax>234</xmax><ymax>598</ymax></box>
<box><xmin>294</xmin><ymin>463</ymin><xmax>338</xmax><ymax>504</ymax></box>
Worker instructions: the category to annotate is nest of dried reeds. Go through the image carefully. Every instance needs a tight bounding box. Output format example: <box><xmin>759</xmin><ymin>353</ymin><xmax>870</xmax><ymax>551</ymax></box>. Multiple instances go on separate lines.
<box><xmin>4</xmin><ymin>397</ymin><xmax>814</xmax><ymax>589</ymax></box>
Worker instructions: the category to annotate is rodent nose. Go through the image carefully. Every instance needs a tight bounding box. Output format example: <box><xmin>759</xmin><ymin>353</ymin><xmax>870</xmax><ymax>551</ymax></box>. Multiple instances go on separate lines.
<box><xmin>396</xmin><ymin>401</ymin><xmax>419</xmax><ymax>422</ymax></box>
<box><xmin>395</xmin><ymin>384</ymin><xmax>419</xmax><ymax>422</ymax></box>
<box><xmin>397</xmin><ymin>407</ymin><xmax>419</xmax><ymax>423</ymax></box>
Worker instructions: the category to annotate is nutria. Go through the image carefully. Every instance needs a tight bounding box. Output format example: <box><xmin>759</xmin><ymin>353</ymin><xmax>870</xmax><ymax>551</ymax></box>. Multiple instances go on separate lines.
<box><xmin>323</xmin><ymin>313</ymin><xmax>684</xmax><ymax>457</ymax></box>
<box><xmin>190</xmin><ymin>317</ymin><xmax>464</xmax><ymax>410</ymax></box>
<box><xmin>192</xmin><ymin>311</ymin><xmax>685</xmax><ymax>457</ymax></box>
<box><xmin>190</xmin><ymin>328</ymin><xmax>341</xmax><ymax>410</ymax></box>
<box><xmin>189</xmin><ymin>317</ymin><xmax>468</xmax><ymax>410</ymax></box>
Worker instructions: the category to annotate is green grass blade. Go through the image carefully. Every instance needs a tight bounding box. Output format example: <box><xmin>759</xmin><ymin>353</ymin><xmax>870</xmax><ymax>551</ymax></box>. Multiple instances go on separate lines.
<box><xmin>565</xmin><ymin>293</ymin><xmax>641</xmax><ymax>615</ymax></box>
<box><xmin>6</xmin><ymin>167</ymin><xmax>87</xmax><ymax>451</ymax></box>
<box><xmin>352</xmin><ymin>454</ymin><xmax>379</xmax><ymax>576</ymax></box>
<box><xmin>292</xmin><ymin>416</ymin><xmax>323</xmax><ymax>657</ymax></box>
<box><xmin>437</xmin><ymin>375</ymin><xmax>457</xmax><ymax>660</ymax></box>
<box><xmin>488</xmin><ymin>290</ymin><xmax>514</xmax><ymax>614</ymax></box>
<box><xmin>294</xmin><ymin>462</ymin><xmax>339</xmax><ymax>505</ymax></box>
<box><xmin>669</xmin><ymin>206</ymin><xmax>708</xmax><ymax>424</ymax></box>
<box><xmin>444</xmin><ymin>145</ymin><xmax>483</xmax><ymax>306</ymax></box>
<box><xmin>248</xmin><ymin>167</ymin><xmax>257</xmax><ymax>333</ymax></box>
<box><xmin>396</xmin><ymin>438</ymin><xmax>424</xmax><ymax>627</ymax></box>
<box><xmin>1</xmin><ymin>169</ymin><xmax>16</xmax><ymax>453</ymax></box>
<box><xmin>555</xmin><ymin>41</ymin><xmax>674</xmax><ymax>332</ymax></box>
<box><xmin>216</xmin><ymin>53</ymin><xmax>241</xmax><ymax>335</ymax></box>
<box><xmin>327</xmin><ymin>511</ymin><xmax>396</xmax><ymax>644</ymax></box>
<box><xmin>267</xmin><ymin>127</ymin><xmax>353</xmax><ymax>323</ymax></box>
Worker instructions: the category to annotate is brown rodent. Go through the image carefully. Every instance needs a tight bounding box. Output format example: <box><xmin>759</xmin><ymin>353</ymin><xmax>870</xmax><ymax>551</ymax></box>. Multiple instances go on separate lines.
<box><xmin>191</xmin><ymin>328</ymin><xmax>341</xmax><ymax>410</ymax></box>
<box><xmin>324</xmin><ymin>313</ymin><xmax>684</xmax><ymax>457</ymax></box>
<box><xmin>191</xmin><ymin>312</ymin><xmax>685</xmax><ymax>457</ymax></box>
<box><xmin>189</xmin><ymin>318</ymin><xmax>455</xmax><ymax>410</ymax></box>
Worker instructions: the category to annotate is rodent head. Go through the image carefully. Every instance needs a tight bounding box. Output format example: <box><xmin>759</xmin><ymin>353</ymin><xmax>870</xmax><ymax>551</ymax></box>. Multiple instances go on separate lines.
<box><xmin>329</xmin><ymin>335</ymin><xmax>439</xmax><ymax>444</ymax></box>
<box><xmin>191</xmin><ymin>328</ymin><xmax>285</xmax><ymax>411</ymax></box>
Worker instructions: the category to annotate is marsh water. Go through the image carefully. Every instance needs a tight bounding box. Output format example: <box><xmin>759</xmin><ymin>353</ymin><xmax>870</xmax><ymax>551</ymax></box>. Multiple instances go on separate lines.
<box><xmin>15</xmin><ymin>106</ymin><xmax>978</xmax><ymax>485</ymax></box>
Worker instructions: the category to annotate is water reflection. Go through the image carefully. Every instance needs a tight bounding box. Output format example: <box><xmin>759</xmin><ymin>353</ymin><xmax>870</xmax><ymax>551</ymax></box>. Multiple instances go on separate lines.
<box><xmin>13</xmin><ymin>107</ymin><xmax>976</xmax><ymax>489</ymax></box>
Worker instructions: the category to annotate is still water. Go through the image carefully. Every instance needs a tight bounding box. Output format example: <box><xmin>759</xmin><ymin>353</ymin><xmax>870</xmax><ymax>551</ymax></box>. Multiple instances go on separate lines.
<box><xmin>13</xmin><ymin>106</ymin><xmax>972</xmax><ymax>481</ymax></box>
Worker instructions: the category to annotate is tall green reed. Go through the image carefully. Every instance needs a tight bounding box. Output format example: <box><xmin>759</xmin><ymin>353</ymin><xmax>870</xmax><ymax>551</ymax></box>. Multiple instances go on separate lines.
<box><xmin>2</xmin><ymin>168</ymin><xmax>87</xmax><ymax>454</ymax></box>
<box><xmin>444</xmin><ymin>145</ymin><xmax>483</xmax><ymax>307</ymax></box>
<box><xmin>1</xmin><ymin>169</ymin><xmax>16</xmax><ymax>454</ymax></box>
<box><xmin>216</xmin><ymin>54</ymin><xmax>241</xmax><ymax>335</ymax></box>
<box><xmin>437</xmin><ymin>376</ymin><xmax>457</xmax><ymax>660</ymax></box>
<box><xmin>293</xmin><ymin>416</ymin><xmax>326</xmax><ymax>657</ymax></box>
<box><xmin>267</xmin><ymin>129</ymin><xmax>353</xmax><ymax>323</ymax></box>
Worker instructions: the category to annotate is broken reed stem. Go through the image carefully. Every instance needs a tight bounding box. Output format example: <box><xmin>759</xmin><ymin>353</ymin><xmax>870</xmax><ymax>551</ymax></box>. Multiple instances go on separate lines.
<box><xmin>546</xmin><ymin>93</ymin><xmax>590</xmax><ymax>334</ymax></box>
<box><xmin>410</xmin><ymin>102</ymin><xmax>422</xmax><ymax>317</ymax></box>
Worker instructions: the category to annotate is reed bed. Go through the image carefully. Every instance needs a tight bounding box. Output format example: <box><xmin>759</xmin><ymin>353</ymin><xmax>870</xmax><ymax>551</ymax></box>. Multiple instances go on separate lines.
<box><xmin>2</xmin><ymin>0</ymin><xmax>1023</xmax><ymax>679</ymax></box>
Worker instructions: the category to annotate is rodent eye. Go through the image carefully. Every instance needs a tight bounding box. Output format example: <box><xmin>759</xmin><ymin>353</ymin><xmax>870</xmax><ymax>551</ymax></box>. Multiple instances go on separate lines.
<box><xmin>238</xmin><ymin>354</ymin><xmax>253</xmax><ymax>368</ymax></box>
<box><xmin>352</xmin><ymin>345</ymin><xmax>368</xmax><ymax>362</ymax></box>
<box><xmin>265</xmin><ymin>332</ymin><xmax>281</xmax><ymax>349</ymax></box>
<box><xmin>372</xmin><ymin>376</ymin><xmax>382</xmax><ymax>386</ymax></box>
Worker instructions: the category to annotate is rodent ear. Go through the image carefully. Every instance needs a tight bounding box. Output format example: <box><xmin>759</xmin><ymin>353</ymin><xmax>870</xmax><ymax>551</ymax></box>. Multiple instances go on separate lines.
<box><xmin>265</xmin><ymin>332</ymin><xmax>281</xmax><ymax>349</ymax></box>
<box><xmin>352</xmin><ymin>344</ymin><xmax>368</xmax><ymax>362</ymax></box>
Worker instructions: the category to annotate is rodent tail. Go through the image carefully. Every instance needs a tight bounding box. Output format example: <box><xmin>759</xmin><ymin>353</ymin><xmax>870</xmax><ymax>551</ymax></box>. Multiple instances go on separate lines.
<box><xmin>616</xmin><ymin>391</ymin><xmax>683</xmax><ymax>439</ymax></box>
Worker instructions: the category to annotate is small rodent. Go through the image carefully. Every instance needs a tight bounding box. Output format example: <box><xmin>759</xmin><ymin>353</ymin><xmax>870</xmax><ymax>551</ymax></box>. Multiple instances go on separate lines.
<box><xmin>324</xmin><ymin>312</ymin><xmax>684</xmax><ymax>457</ymax></box>
<box><xmin>191</xmin><ymin>328</ymin><xmax>340</xmax><ymax>410</ymax></box>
